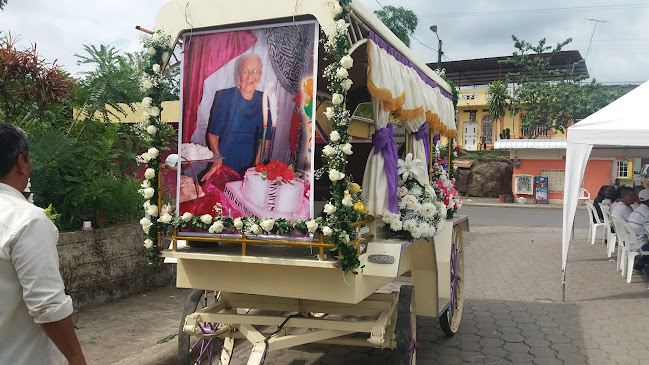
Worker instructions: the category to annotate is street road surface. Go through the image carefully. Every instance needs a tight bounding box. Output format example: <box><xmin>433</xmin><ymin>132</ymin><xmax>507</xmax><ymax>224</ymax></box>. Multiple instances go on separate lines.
<box><xmin>459</xmin><ymin>205</ymin><xmax>589</xmax><ymax>229</ymax></box>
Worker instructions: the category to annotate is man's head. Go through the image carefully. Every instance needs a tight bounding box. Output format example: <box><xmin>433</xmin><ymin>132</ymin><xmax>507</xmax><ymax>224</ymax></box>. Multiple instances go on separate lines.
<box><xmin>237</xmin><ymin>54</ymin><xmax>262</xmax><ymax>97</ymax></box>
<box><xmin>615</xmin><ymin>178</ymin><xmax>621</xmax><ymax>185</ymax></box>
<box><xmin>619</xmin><ymin>186</ymin><xmax>636</xmax><ymax>206</ymax></box>
<box><xmin>0</xmin><ymin>123</ymin><xmax>32</xmax><ymax>191</ymax></box>
<box><xmin>604</xmin><ymin>185</ymin><xmax>616</xmax><ymax>199</ymax></box>
<box><xmin>638</xmin><ymin>189</ymin><xmax>649</xmax><ymax>206</ymax></box>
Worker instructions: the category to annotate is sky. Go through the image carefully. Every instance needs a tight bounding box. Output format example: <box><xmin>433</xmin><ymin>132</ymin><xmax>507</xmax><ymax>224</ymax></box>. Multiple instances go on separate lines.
<box><xmin>1</xmin><ymin>0</ymin><xmax>648</xmax><ymax>87</ymax></box>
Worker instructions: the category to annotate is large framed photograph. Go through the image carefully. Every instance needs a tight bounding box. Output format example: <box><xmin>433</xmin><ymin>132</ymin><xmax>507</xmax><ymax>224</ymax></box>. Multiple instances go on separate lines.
<box><xmin>176</xmin><ymin>20</ymin><xmax>318</xmax><ymax>229</ymax></box>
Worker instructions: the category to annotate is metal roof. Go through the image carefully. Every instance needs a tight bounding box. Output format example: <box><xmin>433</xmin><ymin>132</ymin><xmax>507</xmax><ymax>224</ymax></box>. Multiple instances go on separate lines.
<box><xmin>430</xmin><ymin>51</ymin><xmax>588</xmax><ymax>87</ymax></box>
<box><xmin>493</xmin><ymin>139</ymin><xmax>567</xmax><ymax>150</ymax></box>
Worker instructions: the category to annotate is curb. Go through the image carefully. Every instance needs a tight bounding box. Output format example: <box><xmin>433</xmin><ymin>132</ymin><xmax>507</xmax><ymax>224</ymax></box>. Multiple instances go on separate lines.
<box><xmin>111</xmin><ymin>339</ymin><xmax>177</xmax><ymax>365</ymax></box>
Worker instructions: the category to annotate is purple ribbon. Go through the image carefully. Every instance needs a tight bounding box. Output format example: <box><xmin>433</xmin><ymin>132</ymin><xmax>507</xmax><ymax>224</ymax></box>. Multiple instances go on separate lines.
<box><xmin>372</xmin><ymin>123</ymin><xmax>398</xmax><ymax>213</ymax></box>
<box><xmin>414</xmin><ymin>123</ymin><xmax>430</xmax><ymax>166</ymax></box>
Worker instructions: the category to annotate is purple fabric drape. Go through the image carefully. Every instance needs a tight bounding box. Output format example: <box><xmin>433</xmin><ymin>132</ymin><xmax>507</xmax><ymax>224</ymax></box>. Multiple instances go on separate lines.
<box><xmin>433</xmin><ymin>133</ymin><xmax>440</xmax><ymax>146</ymax></box>
<box><xmin>372</xmin><ymin>123</ymin><xmax>399</xmax><ymax>213</ymax></box>
<box><xmin>369</xmin><ymin>31</ymin><xmax>452</xmax><ymax>100</ymax></box>
<box><xmin>414</xmin><ymin>123</ymin><xmax>431</xmax><ymax>166</ymax></box>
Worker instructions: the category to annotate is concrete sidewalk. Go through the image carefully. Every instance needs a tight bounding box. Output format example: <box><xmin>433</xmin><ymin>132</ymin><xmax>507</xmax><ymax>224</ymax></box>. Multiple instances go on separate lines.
<box><xmin>77</xmin><ymin>226</ymin><xmax>647</xmax><ymax>365</ymax></box>
<box><xmin>462</xmin><ymin>196</ymin><xmax>587</xmax><ymax>210</ymax></box>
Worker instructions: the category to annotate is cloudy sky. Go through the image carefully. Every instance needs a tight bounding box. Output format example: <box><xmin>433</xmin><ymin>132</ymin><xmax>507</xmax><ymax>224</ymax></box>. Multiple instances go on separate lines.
<box><xmin>1</xmin><ymin>0</ymin><xmax>647</xmax><ymax>86</ymax></box>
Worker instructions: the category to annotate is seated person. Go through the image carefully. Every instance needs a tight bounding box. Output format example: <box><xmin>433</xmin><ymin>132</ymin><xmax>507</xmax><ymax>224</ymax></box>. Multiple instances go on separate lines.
<box><xmin>631</xmin><ymin>186</ymin><xmax>643</xmax><ymax>210</ymax></box>
<box><xmin>628</xmin><ymin>189</ymin><xmax>649</xmax><ymax>271</ymax></box>
<box><xmin>610</xmin><ymin>187</ymin><xmax>636</xmax><ymax>222</ymax></box>
<box><xmin>593</xmin><ymin>185</ymin><xmax>615</xmax><ymax>222</ymax></box>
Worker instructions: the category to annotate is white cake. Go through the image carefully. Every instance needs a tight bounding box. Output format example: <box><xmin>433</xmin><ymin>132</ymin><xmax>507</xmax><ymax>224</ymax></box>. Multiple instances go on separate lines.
<box><xmin>181</xmin><ymin>143</ymin><xmax>213</xmax><ymax>161</ymax></box>
<box><xmin>224</xmin><ymin>168</ymin><xmax>309</xmax><ymax>220</ymax></box>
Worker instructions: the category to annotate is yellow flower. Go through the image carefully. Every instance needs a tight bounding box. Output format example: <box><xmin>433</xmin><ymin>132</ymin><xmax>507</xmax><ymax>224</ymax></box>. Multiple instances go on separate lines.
<box><xmin>344</xmin><ymin>190</ymin><xmax>350</xmax><ymax>195</ymax></box>
<box><xmin>350</xmin><ymin>183</ymin><xmax>361</xmax><ymax>194</ymax></box>
<box><xmin>354</xmin><ymin>202</ymin><xmax>368</xmax><ymax>214</ymax></box>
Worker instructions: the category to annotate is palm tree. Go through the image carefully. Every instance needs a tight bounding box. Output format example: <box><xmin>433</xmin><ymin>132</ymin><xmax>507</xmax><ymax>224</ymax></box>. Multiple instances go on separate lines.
<box><xmin>487</xmin><ymin>80</ymin><xmax>509</xmax><ymax>139</ymax></box>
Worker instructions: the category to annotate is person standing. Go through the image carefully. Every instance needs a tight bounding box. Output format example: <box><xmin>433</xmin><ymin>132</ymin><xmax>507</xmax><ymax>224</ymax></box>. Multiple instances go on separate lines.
<box><xmin>0</xmin><ymin>124</ymin><xmax>86</xmax><ymax>365</ymax></box>
<box><xmin>628</xmin><ymin>189</ymin><xmax>649</xmax><ymax>272</ymax></box>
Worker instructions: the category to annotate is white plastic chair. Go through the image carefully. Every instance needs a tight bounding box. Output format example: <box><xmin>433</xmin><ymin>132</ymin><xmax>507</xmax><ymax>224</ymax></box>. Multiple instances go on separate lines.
<box><xmin>585</xmin><ymin>202</ymin><xmax>606</xmax><ymax>245</ymax></box>
<box><xmin>578</xmin><ymin>188</ymin><xmax>591</xmax><ymax>204</ymax></box>
<box><xmin>599</xmin><ymin>204</ymin><xmax>616</xmax><ymax>257</ymax></box>
<box><xmin>619</xmin><ymin>220</ymin><xmax>649</xmax><ymax>283</ymax></box>
<box><xmin>611</xmin><ymin>217</ymin><xmax>629</xmax><ymax>274</ymax></box>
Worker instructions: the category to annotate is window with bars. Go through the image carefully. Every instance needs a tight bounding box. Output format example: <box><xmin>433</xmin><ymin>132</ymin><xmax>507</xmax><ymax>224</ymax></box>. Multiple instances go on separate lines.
<box><xmin>521</xmin><ymin>125</ymin><xmax>552</xmax><ymax>139</ymax></box>
<box><xmin>538</xmin><ymin>169</ymin><xmax>565</xmax><ymax>193</ymax></box>
<box><xmin>514</xmin><ymin>175</ymin><xmax>534</xmax><ymax>194</ymax></box>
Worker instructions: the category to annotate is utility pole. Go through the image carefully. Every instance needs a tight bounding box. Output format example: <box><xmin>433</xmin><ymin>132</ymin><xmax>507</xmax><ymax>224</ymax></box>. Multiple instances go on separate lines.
<box><xmin>430</xmin><ymin>25</ymin><xmax>443</xmax><ymax>70</ymax></box>
<box><xmin>584</xmin><ymin>18</ymin><xmax>607</xmax><ymax>63</ymax></box>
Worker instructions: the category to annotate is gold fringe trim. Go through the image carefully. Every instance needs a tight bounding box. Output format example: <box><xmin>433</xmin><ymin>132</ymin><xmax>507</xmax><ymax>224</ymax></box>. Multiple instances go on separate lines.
<box><xmin>366</xmin><ymin>40</ymin><xmax>395</xmax><ymax>103</ymax></box>
<box><xmin>383</xmin><ymin>91</ymin><xmax>406</xmax><ymax>111</ymax></box>
<box><xmin>395</xmin><ymin>105</ymin><xmax>424</xmax><ymax>121</ymax></box>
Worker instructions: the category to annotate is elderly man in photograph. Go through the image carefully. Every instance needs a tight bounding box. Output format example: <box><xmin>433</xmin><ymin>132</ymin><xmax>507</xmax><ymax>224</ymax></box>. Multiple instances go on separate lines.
<box><xmin>0</xmin><ymin>124</ymin><xmax>86</xmax><ymax>365</ymax></box>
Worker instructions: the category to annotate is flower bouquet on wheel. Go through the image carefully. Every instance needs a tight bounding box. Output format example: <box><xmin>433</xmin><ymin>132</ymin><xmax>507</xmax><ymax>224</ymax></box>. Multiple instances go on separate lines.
<box><xmin>382</xmin><ymin>154</ymin><xmax>447</xmax><ymax>241</ymax></box>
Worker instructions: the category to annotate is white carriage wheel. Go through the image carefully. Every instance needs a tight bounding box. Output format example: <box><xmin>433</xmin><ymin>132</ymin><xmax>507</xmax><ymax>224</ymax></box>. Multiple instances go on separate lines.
<box><xmin>439</xmin><ymin>225</ymin><xmax>465</xmax><ymax>336</ymax></box>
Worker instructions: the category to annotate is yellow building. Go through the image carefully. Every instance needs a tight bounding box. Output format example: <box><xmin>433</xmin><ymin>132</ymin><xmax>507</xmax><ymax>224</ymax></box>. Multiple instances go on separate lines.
<box><xmin>456</xmin><ymin>87</ymin><xmax>567</xmax><ymax>151</ymax></box>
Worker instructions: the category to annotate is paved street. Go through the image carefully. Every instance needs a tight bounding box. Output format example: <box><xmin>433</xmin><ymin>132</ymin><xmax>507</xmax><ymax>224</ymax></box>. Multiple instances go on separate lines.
<box><xmin>75</xmin><ymin>207</ymin><xmax>649</xmax><ymax>365</ymax></box>
<box><xmin>461</xmin><ymin>205</ymin><xmax>590</xmax><ymax>229</ymax></box>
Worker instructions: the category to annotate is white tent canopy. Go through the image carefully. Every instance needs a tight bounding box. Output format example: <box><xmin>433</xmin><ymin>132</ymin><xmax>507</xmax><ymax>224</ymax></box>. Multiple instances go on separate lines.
<box><xmin>561</xmin><ymin>80</ymin><xmax>649</xmax><ymax>298</ymax></box>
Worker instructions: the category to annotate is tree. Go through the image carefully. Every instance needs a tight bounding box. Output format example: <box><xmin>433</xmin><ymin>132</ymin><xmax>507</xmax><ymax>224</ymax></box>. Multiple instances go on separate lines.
<box><xmin>374</xmin><ymin>5</ymin><xmax>418</xmax><ymax>47</ymax></box>
<box><xmin>0</xmin><ymin>0</ymin><xmax>7</xmax><ymax>10</ymax></box>
<box><xmin>0</xmin><ymin>33</ymin><xmax>75</xmax><ymax>126</ymax></box>
<box><xmin>486</xmin><ymin>80</ymin><xmax>509</xmax><ymax>138</ymax></box>
<box><xmin>502</xmin><ymin>36</ymin><xmax>626</xmax><ymax>138</ymax></box>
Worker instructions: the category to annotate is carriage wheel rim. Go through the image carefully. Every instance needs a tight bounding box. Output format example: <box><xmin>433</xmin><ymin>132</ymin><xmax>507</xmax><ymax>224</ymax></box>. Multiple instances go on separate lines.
<box><xmin>448</xmin><ymin>228</ymin><xmax>464</xmax><ymax>332</ymax></box>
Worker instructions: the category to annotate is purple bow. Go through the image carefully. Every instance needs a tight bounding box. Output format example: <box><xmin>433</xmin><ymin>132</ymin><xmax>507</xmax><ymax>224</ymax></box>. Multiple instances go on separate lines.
<box><xmin>414</xmin><ymin>123</ymin><xmax>430</xmax><ymax>166</ymax></box>
<box><xmin>372</xmin><ymin>123</ymin><xmax>399</xmax><ymax>213</ymax></box>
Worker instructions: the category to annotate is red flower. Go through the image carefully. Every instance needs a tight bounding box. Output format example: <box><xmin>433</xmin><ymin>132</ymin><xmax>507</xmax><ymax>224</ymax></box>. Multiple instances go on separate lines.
<box><xmin>267</xmin><ymin>170</ymin><xmax>279</xmax><ymax>181</ymax></box>
<box><xmin>277</xmin><ymin>162</ymin><xmax>288</xmax><ymax>170</ymax></box>
<box><xmin>255</xmin><ymin>163</ymin><xmax>266</xmax><ymax>172</ymax></box>
<box><xmin>282</xmin><ymin>168</ymin><xmax>294</xmax><ymax>181</ymax></box>
<box><xmin>454</xmin><ymin>146</ymin><xmax>460</xmax><ymax>152</ymax></box>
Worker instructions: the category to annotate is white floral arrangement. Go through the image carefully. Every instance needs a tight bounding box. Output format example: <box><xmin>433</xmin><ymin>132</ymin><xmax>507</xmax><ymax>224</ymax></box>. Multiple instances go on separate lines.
<box><xmin>383</xmin><ymin>154</ymin><xmax>447</xmax><ymax>241</ymax></box>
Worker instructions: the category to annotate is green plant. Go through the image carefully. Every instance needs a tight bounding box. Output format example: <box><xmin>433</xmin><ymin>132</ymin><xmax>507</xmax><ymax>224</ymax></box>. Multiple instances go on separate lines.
<box><xmin>499</xmin><ymin>128</ymin><xmax>511</xmax><ymax>140</ymax></box>
<box><xmin>373</xmin><ymin>6</ymin><xmax>418</xmax><ymax>47</ymax></box>
<box><xmin>487</xmin><ymin>80</ymin><xmax>508</xmax><ymax>125</ymax></box>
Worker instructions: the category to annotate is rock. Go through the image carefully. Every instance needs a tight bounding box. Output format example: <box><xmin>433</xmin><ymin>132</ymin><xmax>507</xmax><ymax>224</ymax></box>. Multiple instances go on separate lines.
<box><xmin>455</xmin><ymin>157</ymin><xmax>513</xmax><ymax>197</ymax></box>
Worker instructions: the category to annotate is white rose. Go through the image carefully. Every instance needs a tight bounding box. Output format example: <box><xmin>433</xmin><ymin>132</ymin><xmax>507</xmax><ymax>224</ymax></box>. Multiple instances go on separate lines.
<box><xmin>152</xmin><ymin>32</ymin><xmax>161</xmax><ymax>41</ymax></box>
<box><xmin>336</xmin><ymin>67</ymin><xmax>349</xmax><ymax>80</ymax></box>
<box><xmin>144</xmin><ymin>168</ymin><xmax>156</xmax><ymax>180</ymax></box>
<box><xmin>149</xmin><ymin>106</ymin><xmax>160</xmax><ymax>117</ymax></box>
<box><xmin>332</xmin><ymin>3</ymin><xmax>343</xmax><ymax>15</ymax></box>
<box><xmin>342</xmin><ymin>194</ymin><xmax>353</xmax><ymax>207</ymax></box>
<box><xmin>146</xmin><ymin>204</ymin><xmax>159</xmax><ymax>217</ymax></box>
<box><xmin>324</xmin><ymin>203</ymin><xmax>336</xmax><ymax>214</ymax></box>
<box><xmin>181</xmin><ymin>212</ymin><xmax>193</xmax><ymax>222</ymax></box>
<box><xmin>401</xmin><ymin>195</ymin><xmax>417</xmax><ymax>209</ymax></box>
<box><xmin>329</xmin><ymin>130</ymin><xmax>340</xmax><ymax>142</ymax></box>
<box><xmin>162</xmin><ymin>51</ymin><xmax>170</xmax><ymax>64</ymax></box>
<box><xmin>234</xmin><ymin>217</ymin><xmax>243</xmax><ymax>230</ymax></box>
<box><xmin>250</xmin><ymin>224</ymin><xmax>262</xmax><ymax>235</ymax></box>
<box><xmin>421</xmin><ymin>203</ymin><xmax>437</xmax><ymax>218</ymax></box>
<box><xmin>322</xmin><ymin>226</ymin><xmax>333</xmax><ymax>236</ymax></box>
<box><xmin>340</xmin><ymin>55</ymin><xmax>354</xmax><ymax>69</ymax></box>
<box><xmin>140</xmin><ymin>217</ymin><xmax>152</xmax><ymax>233</ymax></box>
<box><xmin>142</xmin><ymin>97</ymin><xmax>152</xmax><ymax>107</ymax></box>
<box><xmin>341</xmin><ymin>78</ymin><xmax>353</xmax><ymax>91</ymax></box>
<box><xmin>147</xmin><ymin>47</ymin><xmax>156</xmax><ymax>56</ymax></box>
<box><xmin>141</xmin><ymin>180</ymin><xmax>151</xmax><ymax>189</ymax></box>
<box><xmin>260</xmin><ymin>219</ymin><xmax>275</xmax><ymax>232</ymax></box>
<box><xmin>328</xmin><ymin>169</ymin><xmax>344</xmax><ymax>182</ymax></box>
<box><xmin>337</xmin><ymin>19</ymin><xmax>348</xmax><ymax>30</ymax></box>
<box><xmin>142</xmin><ymin>79</ymin><xmax>153</xmax><ymax>89</ymax></box>
<box><xmin>148</xmin><ymin>147</ymin><xmax>159</xmax><ymax>158</ymax></box>
<box><xmin>396</xmin><ymin>186</ymin><xmax>408</xmax><ymax>197</ymax></box>
<box><xmin>331</xmin><ymin>93</ymin><xmax>343</xmax><ymax>105</ymax></box>
<box><xmin>152</xmin><ymin>64</ymin><xmax>161</xmax><ymax>73</ymax></box>
<box><xmin>323</xmin><ymin>145</ymin><xmax>336</xmax><ymax>157</ymax></box>
<box><xmin>306</xmin><ymin>219</ymin><xmax>318</xmax><ymax>233</ymax></box>
<box><xmin>209</xmin><ymin>220</ymin><xmax>224</xmax><ymax>234</ymax></box>
<box><xmin>158</xmin><ymin>212</ymin><xmax>172</xmax><ymax>224</ymax></box>
<box><xmin>146</xmin><ymin>125</ymin><xmax>157</xmax><ymax>135</ymax></box>
<box><xmin>141</xmin><ymin>187</ymin><xmax>155</xmax><ymax>199</ymax></box>
<box><xmin>141</xmin><ymin>152</ymin><xmax>151</xmax><ymax>163</ymax></box>
<box><xmin>143</xmin><ymin>239</ymin><xmax>154</xmax><ymax>249</ymax></box>
<box><xmin>324</xmin><ymin>106</ymin><xmax>335</xmax><ymax>120</ymax></box>
<box><xmin>200</xmin><ymin>214</ymin><xmax>213</xmax><ymax>225</ymax></box>
<box><xmin>341</xmin><ymin>143</ymin><xmax>352</xmax><ymax>155</ymax></box>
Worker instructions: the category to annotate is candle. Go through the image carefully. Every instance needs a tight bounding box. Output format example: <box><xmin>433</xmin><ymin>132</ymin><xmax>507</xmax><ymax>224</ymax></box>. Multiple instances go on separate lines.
<box><xmin>260</xmin><ymin>92</ymin><xmax>268</xmax><ymax>161</ymax></box>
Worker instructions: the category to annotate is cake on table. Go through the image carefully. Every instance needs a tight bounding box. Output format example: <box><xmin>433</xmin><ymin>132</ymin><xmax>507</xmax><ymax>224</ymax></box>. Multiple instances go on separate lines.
<box><xmin>223</xmin><ymin>161</ymin><xmax>310</xmax><ymax>220</ymax></box>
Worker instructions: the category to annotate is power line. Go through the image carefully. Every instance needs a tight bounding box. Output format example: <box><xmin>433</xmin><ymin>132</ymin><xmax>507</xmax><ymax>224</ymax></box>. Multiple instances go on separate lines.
<box><xmin>418</xmin><ymin>3</ymin><xmax>649</xmax><ymax>18</ymax></box>
<box><xmin>584</xmin><ymin>18</ymin><xmax>607</xmax><ymax>60</ymax></box>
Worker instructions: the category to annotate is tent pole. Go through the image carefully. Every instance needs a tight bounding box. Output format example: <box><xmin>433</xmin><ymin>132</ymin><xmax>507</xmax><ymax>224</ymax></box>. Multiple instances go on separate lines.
<box><xmin>561</xmin><ymin>267</ymin><xmax>566</xmax><ymax>302</ymax></box>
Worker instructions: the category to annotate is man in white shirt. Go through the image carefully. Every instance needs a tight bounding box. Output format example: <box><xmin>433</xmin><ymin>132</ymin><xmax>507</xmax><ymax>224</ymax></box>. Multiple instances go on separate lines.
<box><xmin>0</xmin><ymin>124</ymin><xmax>86</xmax><ymax>365</ymax></box>
<box><xmin>629</xmin><ymin>189</ymin><xmax>649</xmax><ymax>272</ymax></box>
<box><xmin>610</xmin><ymin>187</ymin><xmax>636</xmax><ymax>222</ymax></box>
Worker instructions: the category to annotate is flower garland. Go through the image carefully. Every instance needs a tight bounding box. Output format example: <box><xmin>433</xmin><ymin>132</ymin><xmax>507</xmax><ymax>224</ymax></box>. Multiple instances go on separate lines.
<box><xmin>431</xmin><ymin>143</ymin><xmax>462</xmax><ymax>214</ymax></box>
<box><xmin>138</xmin><ymin>2</ymin><xmax>368</xmax><ymax>272</ymax></box>
<box><xmin>382</xmin><ymin>154</ymin><xmax>447</xmax><ymax>241</ymax></box>
<box><xmin>318</xmin><ymin>0</ymin><xmax>368</xmax><ymax>273</ymax></box>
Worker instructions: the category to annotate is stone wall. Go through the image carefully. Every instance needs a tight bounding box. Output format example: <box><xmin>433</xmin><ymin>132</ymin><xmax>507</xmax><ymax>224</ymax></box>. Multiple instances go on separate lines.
<box><xmin>455</xmin><ymin>157</ymin><xmax>513</xmax><ymax>197</ymax></box>
<box><xmin>57</xmin><ymin>223</ymin><xmax>174</xmax><ymax>310</ymax></box>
